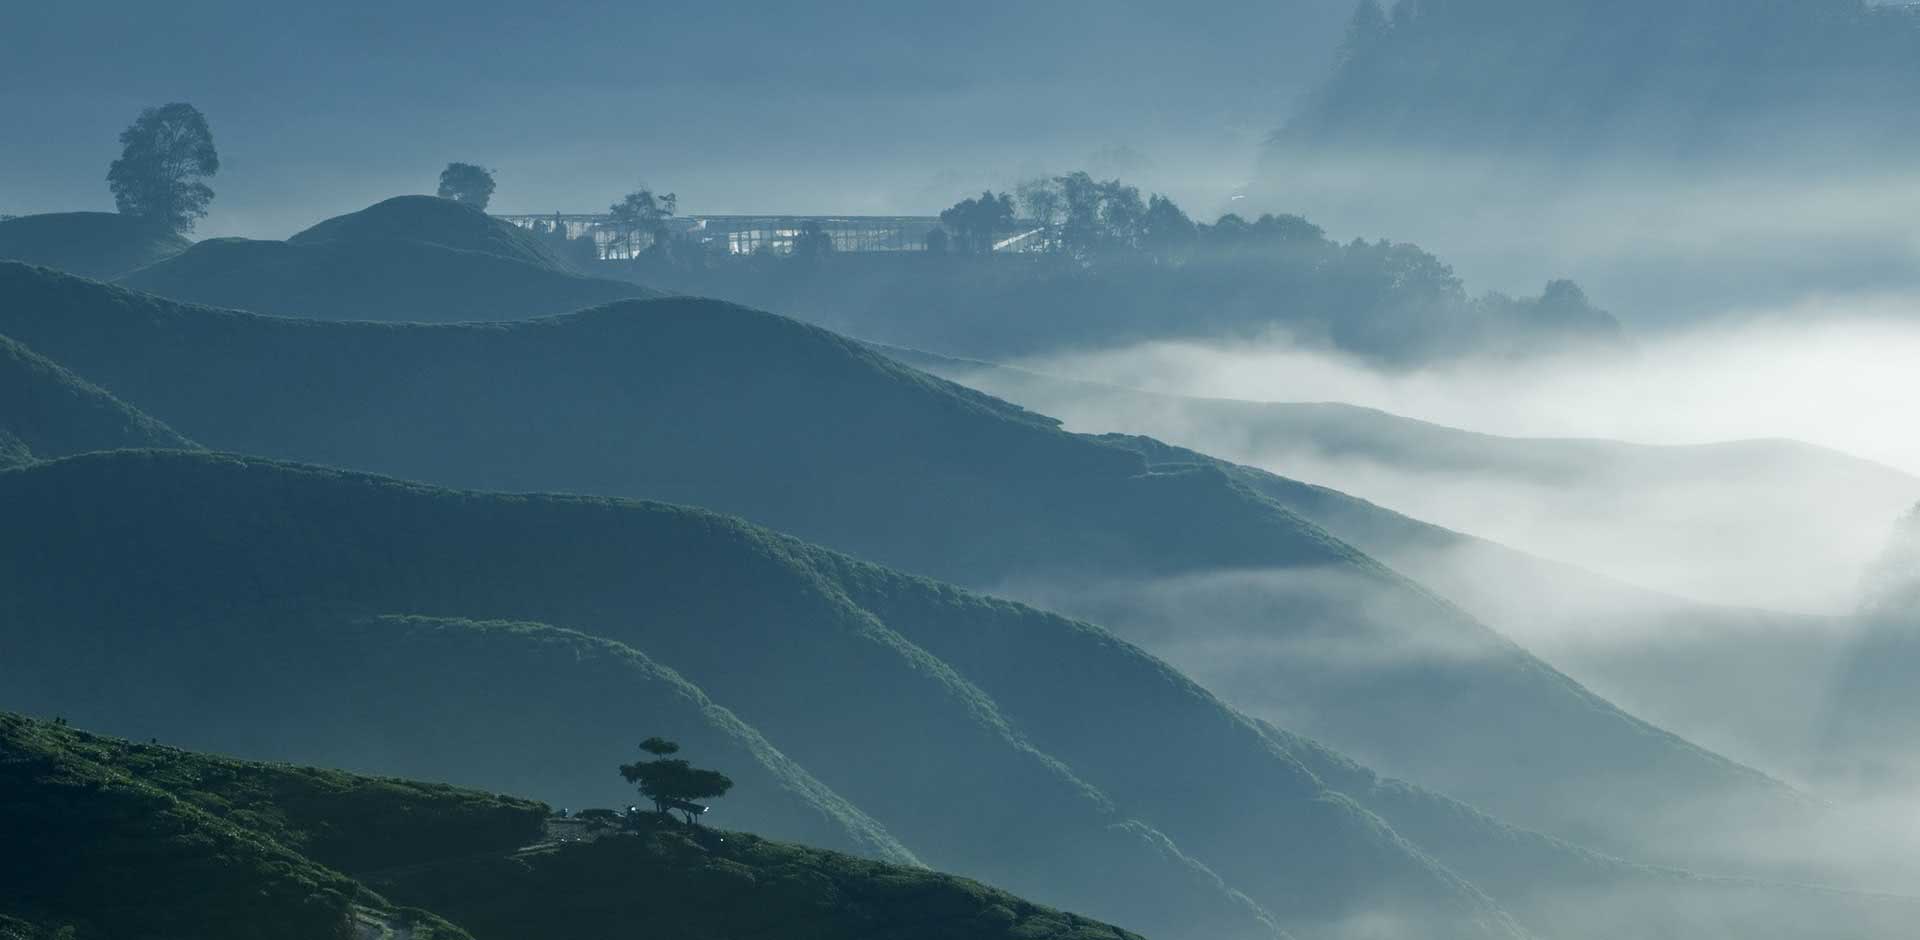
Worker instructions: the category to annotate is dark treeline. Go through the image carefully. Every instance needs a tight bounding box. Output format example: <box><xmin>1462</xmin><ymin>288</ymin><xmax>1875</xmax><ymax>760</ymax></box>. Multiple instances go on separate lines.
<box><xmin>538</xmin><ymin>173</ymin><xmax>1621</xmax><ymax>366</ymax></box>
<box><xmin>1280</xmin><ymin>0</ymin><xmax>1920</xmax><ymax>159</ymax></box>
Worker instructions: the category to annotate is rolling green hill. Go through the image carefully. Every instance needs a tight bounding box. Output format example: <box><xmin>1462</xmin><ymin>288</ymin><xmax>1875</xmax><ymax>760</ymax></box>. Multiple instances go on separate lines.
<box><xmin>371</xmin><ymin>812</ymin><xmax>1151</xmax><ymax>940</ymax></box>
<box><xmin>116</xmin><ymin>234</ymin><xmax>654</xmax><ymax>322</ymax></box>
<box><xmin>0</xmin><ymin>713</ymin><xmax>1163</xmax><ymax>940</ymax></box>
<box><xmin>0</xmin><ymin>261</ymin><xmax>1810</xmax><ymax>877</ymax></box>
<box><xmin>0</xmin><ymin>328</ymin><xmax>196</xmax><ymax>468</ymax></box>
<box><xmin>9</xmin><ymin>607</ymin><xmax>916</xmax><ymax>866</ymax></box>
<box><xmin>0</xmin><ymin>711</ymin><xmax>512</xmax><ymax>940</ymax></box>
<box><xmin>112</xmin><ymin>197</ymin><xmax>656</xmax><ymax>322</ymax></box>
<box><xmin>0</xmin><ymin>212</ymin><xmax>190</xmax><ymax>281</ymax></box>
<box><xmin>287</xmin><ymin>195</ymin><xmax>571</xmax><ymax>271</ymax></box>
<box><xmin>0</xmin><ymin>450</ymin><xmax>1532</xmax><ymax>940</ymax></box>
<box><xmin>6</xmin><ymin>452</ymin><xmax>1912</xmax><ymax>938</ymax></box>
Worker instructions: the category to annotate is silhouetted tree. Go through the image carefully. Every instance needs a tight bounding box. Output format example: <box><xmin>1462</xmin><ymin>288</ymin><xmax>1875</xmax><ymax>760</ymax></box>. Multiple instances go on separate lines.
<box><xmin>620</xmin><ymin>738</ymin><xmax>733</xmax><ymax>823</ymax></box>
<box><xmin>1016</xmin><ymin>178</ymin><xmax>1065</xmax><ymax>253</ymax></box>
<box><xmin>107</xmin><ymin>103</ymin><xmax>219</xmax><ymax>233</ymax></box>
<box><xmin>939</xmin><ymin>190</ymin><xmax>1015</xmax><ymax>255</ymax></box>
<box><xmin>924</xmin><ymin>228</ymin><xmax>951</xmax><ymax>255</ymax></box>
<box><xmin>1092</xmin><ymin>179</ymin><xmax>1147</xmax><ymax>252</ymax></box>
<box><xmin>793</xmin><ymin>220</ymin><xmax>836</xmax><ymax>261</ymax></box>
<box><xmin>1526</xmin><ymin>279</ymin><xmax>1613</xmax><ymax>332</ymax></box>
<box><xmin>608</xmin><ymin>188</ymin><xmax>677</xmax><ymax>260</ymax></box>
<box><xmin>437</xmin><ymin>163</ymin><xmax>497</xmax><ymax>209</ymax></box>
<box><xmin>1055</xmin><ymin>172</ymin><xmax>1102</xmax><ymax>257</ymax></box>
<box><xmin>1140</xmin><ymin>195</ymin><xmax>1197</xmax><ymax>263</ymax></box>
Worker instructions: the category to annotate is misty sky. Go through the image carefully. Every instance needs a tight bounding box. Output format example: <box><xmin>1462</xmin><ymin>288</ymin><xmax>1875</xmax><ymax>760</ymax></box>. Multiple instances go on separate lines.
<box><xmin>10</xmin><ymin>1</ymin><xmax>1916</xmax><ymax>322</ymax></box>
<box><xmin>2</xmin><ymin>1</ymin><xmax>1352</xmax><ymax>238</ymax></box>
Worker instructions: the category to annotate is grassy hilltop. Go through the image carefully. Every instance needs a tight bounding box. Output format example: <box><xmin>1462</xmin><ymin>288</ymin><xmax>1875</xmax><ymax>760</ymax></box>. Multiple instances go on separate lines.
<box><xmin>6</xmin><ymin>450</ymin><xmax>1913</xmax><ymax>938</ymax></box>
<box><xmin>0</xmin><ymin>212</ymin><xmax>189</xmax><ymax>281</ymax></box>
<box><xmin>0</xmin><ymin>712</ymin><xmax>1149</xmax><ymax>940</ymax></box>
<box><xmin>116</xmin><ymin>197</ymin><xmax>657</xmax><ymax>321</ymax></box>
<box><xmin>0</xmin><ymin>328</ymin><xmax>195</xmax><ymax>468</ymax></box>
<box><xmin>0</xmin><ymin>261</ymin><xmax>1809</xmax><ymax>876</ymax></box>
<box><xmin>0</xmin><ymin>450</ymin><xmax>1528</xmax><ymax>940</ymax></box>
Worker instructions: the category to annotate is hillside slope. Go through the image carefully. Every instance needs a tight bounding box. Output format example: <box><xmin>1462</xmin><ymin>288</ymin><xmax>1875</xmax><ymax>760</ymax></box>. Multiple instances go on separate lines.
<box><xmin>7</xmin><ymin>452</ymin><xmax>1912</xmax><ymax>938</ymax></box>
<box><xmin>373</xmin><ymin>813</ymin><xmax>1151</xmax><ymax>940</ymax></box>
<box><xmin>2</xmin><ymin>451</ymin><xmax>1542</xmax><ymax>940</ymax></box>
<box><xmin>0</xmin><ymin>211</ymin><xmax>189</xmax><ymax>280</ymax></box>
<box><xmin>1181</xmin><ymin>438</ymin><xmax>1849</xmax><ymax>783</ymax></box>
<box><xmin>894</xmin><ymin>348</ymin><xmax>1920</xmax><ymax>614</ymax></box>
<box><xmin>117</xmin><ymin>234</ymin><xmax>653</xmax><ymax>322</ymax></box>
<box><xmin>8</xmin><ymin>606</ymin><xmax>915</xmax><ymax>866</ymax></box>
<box><xmin>0</xmin><ymin>714</ymin><xmax>1163</xmax><ymax>940</ymax></box>
<box><xmin>288</xmin><ymin>195</ymin><xmax>570</xmax><ymax>270</ymax></box>
<box><xmin>0</xmin><ymin>329</ymin><xmax>196</xmax><ymax>468</ymax></box>
<box><xmin>0</xmin><ymin>712</ymin><xmax>510</xmax><ymax>940</ymax></box>
<box><xmin>886</xmin><ymin>348</ymin><xmax>1889</xmax><ymax>774</ymax></box>
<box><xmin>1824</xmin><ymin>505</ymin><xmax>1920</xmax><ymax>791</ymax></box>
<box><xmin>0</xmin><ymin>261</ymin><xmax>1811</xmax><ymax>877</ymax></box>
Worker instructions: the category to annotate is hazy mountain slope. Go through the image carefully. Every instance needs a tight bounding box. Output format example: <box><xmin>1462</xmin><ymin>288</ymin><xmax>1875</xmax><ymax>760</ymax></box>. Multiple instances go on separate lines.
<box><xmin>7</xmin><ymin>606</ymin><xmax>914</xmax><ymax>865</ymax></box>
<box><xmin>811</xmin><ymin>554</ymin><xmax>1688</xmax><ymax>937</ymax></box>
<box><xmin>4</xmin><ymin>451</ymin><xmax>1562</xmax><ymax>940</ymax></box>
<box><xmin>1203</xmin><ymin>447</ymin><xmax>1852</xmax><ymax>780</ymax></box>
<box><xmin>6</xmin><ymin>454</ymin><xmax>1906</xmax><ymax>938</ymax></box>
<box><xmin>0</xmin><ymin>211</ymin><xmax>189</xmax><ymax>280</ymax></box>
<box><xmin>0</xmin><ymin>329</ymin><xmax>197</xmax><ymax>467</ymax></box>
<box><xmin>1823</xmin><ymin>504</ymin><xmax>1920</xmax><ymax>791</ymax></box>
<box><xmin>883</xmin><ymin>348</ymin><xmax>1870</xmax><ymax>773</ymax></box>
<box><xmin>893</xmin><ymin>347</ymin><xmax>1920</xmax><ymax>613</ymax></box>
<box><xmin>0</xmin><ymin>432</ymin><xmax>28</xmax><ymax>469</ymax></box>
<box><xmin>0</xmin><ymin>712</ymin><xmax>502</xmax><ymax>940</ymax></box>
<box><xmin>372</xmin><ymin>812</ymin><xmax>1151</xmax><ymax>940</ymax></box>
<box><xmin>288</xmin><ymin>195</ymin><xmax>571</xmax><ymax>270</ymax></box>
<box><xmin>1</xmin><ymin>714</ymin><xmax>1158</xmax><ymax>940</ymax></box>
<box><xmin>0</xmin><ymin>262</ymin><xmax>1810</xmax><ymax>877</ymax></box>
<box><xmin>116</xmin><ymin>234</ymin><xmax>653</xmax><ymax>322</ymax></box>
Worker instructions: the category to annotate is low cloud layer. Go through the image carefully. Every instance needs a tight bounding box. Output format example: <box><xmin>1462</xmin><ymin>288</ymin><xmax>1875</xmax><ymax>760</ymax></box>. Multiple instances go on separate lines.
<box><xmin>996</xmin><ymin>305</ymin><xmax>1920</xmax><ymax>614</ymax></box>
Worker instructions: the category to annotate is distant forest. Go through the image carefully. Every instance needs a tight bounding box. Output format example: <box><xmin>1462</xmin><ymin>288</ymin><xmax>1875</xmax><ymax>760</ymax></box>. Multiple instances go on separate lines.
<box><xmin>1278</xmin><ymin>0</ymin><xmax>1920</xmax><ymax>159</ymax></box>
<box><xmin>542</xmin><ymin>177</ymin><xmax>1621</xmax><ymax>366</ymax></box>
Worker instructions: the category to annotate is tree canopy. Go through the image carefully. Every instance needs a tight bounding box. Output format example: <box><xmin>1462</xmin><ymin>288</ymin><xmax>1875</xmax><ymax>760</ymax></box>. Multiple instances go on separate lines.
<box><xmin>107</xmin><ymin>103</ymin><xmax>219</xmax><ymax>233</ymax></box>
<box><xmin>607</xmin><ymin>189</ymin><xmax>678</xmax><ymax>259</ymax></box>
<box><xmin>938</xmin><ymin>191</ymin><xmax>1015</xmax><ymax>255</ymax></box>
<box><xmin>793</xmin><ymin>221</ymin><xmax>835</xmax><ymax>261</ymax></box>
<box><xmin>437</xmin><ymin>163</ymin><xmax>497</xmax><ymax>210</ymax></box>
<box><xmin>620</xmin><ymin>738</ymin><xmax>732</xmax><ymax>820</ymax></box>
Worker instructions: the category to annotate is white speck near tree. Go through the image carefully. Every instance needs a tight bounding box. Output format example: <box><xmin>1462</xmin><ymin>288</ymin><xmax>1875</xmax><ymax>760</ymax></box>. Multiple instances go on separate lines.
<box><xmin>437</xmin><ymin>162</ymin><xmax>497</xmax><ymax>210</ymax></box>
<box><xmin>107</xmin><ymin>103</ymin><xmax>220</xmax><ymax>234</ymax></box>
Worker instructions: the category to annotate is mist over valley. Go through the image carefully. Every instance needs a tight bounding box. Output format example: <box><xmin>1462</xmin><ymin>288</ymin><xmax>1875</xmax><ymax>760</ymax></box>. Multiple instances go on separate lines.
<box><xmin>4</xmin><ymin>2</ymin><xmax>1919</xmax><ymax>938</ymax></box>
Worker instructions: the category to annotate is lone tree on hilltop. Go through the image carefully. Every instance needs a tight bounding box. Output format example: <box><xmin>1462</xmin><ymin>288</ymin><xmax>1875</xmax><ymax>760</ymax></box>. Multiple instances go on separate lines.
<box><xmin>108</xmin><ymin>103</ymin><xmax>219</xmax><ymax>233</ymax></box>
<box><xmin>437</xmin><ymin>162</ymin><xmax>497</xmax><ymax>209</ymax></box>
<box><xmin>620</xmin><ymin>737</ymin><xmax>732</xmax><ymax>824</ymax></box>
